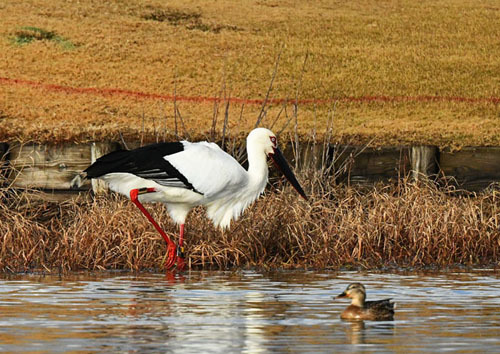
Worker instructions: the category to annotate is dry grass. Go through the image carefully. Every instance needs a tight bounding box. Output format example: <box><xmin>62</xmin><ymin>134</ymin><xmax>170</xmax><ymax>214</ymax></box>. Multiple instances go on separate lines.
<box><xmin>1</xmin><ymin>173</ymin><xmax>498</xmax><ymax>272</ymax></box>
<box><xmin>0</xmin><ymin>0</ymin><xmax>499</xmax><ymax>147</ymax></box>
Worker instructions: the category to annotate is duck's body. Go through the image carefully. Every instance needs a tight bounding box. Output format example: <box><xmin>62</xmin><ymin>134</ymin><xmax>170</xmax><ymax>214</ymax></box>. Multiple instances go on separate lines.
<box><xmin>340</xmin><ymin>299</ymin><xmax>395</xmax><ymax>321</ymax></box>
<box><xmin>336</xmin><ymin>283</ymin><xmax>395</xmax><ymax>321</ymax></box>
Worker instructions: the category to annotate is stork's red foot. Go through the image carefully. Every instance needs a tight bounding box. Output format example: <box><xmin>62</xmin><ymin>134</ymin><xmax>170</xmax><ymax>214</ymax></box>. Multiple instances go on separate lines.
<box><xmin>176</xmin><ymin>246</ymin><xmax>186</xmax><ymax>271</ymax></box>
<box><xmin>165</xmin><ymin>243</ymin><xmax>186</xmax><ymax>271</ymax></box>
<box><xmin>165</xmin><ymin>242</ymin><xmax>177</xmax><ymax>269</ymax></box>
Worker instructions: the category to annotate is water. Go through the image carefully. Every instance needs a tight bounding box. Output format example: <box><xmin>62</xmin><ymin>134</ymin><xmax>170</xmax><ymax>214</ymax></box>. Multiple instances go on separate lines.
<box><xmin>1</xmin><ymin>269</ymin><xmax>499</xmax><ymax>353</ymax></box>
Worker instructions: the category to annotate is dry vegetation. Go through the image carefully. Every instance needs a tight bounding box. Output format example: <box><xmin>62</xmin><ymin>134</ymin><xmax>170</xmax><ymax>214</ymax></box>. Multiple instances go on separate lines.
<box><xmin>1</xmin><ymin>0</ymin><xmax>499</xmax><ymax>273</ymax></box>
<box><xmin>0</xmin><ymin>0</ymin><xmax>499</xmax><ymax>147</ymax></box>
<box><xmin>1</xmin><ymin>173</ymin><xmax>499</xmax><ymax>272</ymax></box>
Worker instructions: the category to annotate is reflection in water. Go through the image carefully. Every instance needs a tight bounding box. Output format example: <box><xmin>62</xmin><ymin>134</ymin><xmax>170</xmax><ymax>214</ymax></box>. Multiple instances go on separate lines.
<box><xmin>0</xmin><ymin>270</ymin><xmax>499</xmax><ymax>352</ymax></box>
<box><xmin>344</xmin><ymin>320</ymin><xmax>366</xmax><ymax>344</ymax></box>
<box><xmin>342</xmin><ymin>320</ymin><xmax>395</xmax><ymax>345</ymax></box>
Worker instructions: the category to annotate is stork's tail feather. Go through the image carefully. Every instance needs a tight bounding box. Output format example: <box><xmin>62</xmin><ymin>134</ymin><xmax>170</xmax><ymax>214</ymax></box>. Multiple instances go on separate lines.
<box><xmin>70</xmin><ymin>172</ymin><xmax>87</xmax><ymax>189</ymax></box>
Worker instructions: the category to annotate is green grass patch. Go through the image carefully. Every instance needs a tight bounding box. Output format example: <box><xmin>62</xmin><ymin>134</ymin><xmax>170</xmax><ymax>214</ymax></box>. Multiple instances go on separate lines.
<box><xmin>11</xmin><ymin>26</ymin><xmax>75</xmax><ymax>49</ymax></box>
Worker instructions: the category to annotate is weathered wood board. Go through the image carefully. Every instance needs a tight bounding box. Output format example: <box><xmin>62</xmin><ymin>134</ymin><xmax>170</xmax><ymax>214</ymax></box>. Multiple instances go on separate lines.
<box><xmin>0</xmin><ymin>143</ymin><xmax>7</xmax><ymax>156</ymax></box>
<box><xmin>8</xmin><ymin>143</ymin><xmax>93</xmax><ymax>190</ymax></box>
<box><xmin>411</xmin><ymin>146</ymin><xmax>439</xmax><ymax>180</ymax></box>
<box><xmin>283</xmin><ymin>144</ymin><xmax>413</xmax><ymax>183</ymax></box>
<box><xmin>7</xmin><ymin>142</ymin><xmax>119</xmax><ymax>191</ymax></box>
<box><xmin>439</xmin><ymin>147</ymin><xmax>500</xmax><ymax>191</ymax></box>
<box><xmin>333</xmin><ymin>146</ymin><xmax>411</xmax><ymax>184</ymax></box>
<box><xmin>3</xmin><ymin>140</ymin><xmax>500</xmax><ymax>195</ymax></box>
<box><xmin>90</xmin><ymin>142</ymin><xmax>121</xmax><ymax>194</ymax></box>
<box><xmin>283</xmin><ymin>142</ymin><xmax>326</xmax><ymax>171</ymax></box>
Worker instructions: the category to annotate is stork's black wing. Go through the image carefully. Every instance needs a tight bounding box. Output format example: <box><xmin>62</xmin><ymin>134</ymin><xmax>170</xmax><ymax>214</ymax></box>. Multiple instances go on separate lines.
<box><xmin>84</xmin><ymin>142</ymin><xmax>201</xmax><ymax>193</ymax></box>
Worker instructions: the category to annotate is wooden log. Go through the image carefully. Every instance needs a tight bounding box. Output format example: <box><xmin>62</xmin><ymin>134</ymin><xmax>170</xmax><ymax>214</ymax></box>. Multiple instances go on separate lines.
<box><xmin>90</xmin><ymin>142</ymin><xmax>120</xmax><ymax>194</ymax></box>
<box><xmin>8</xmin><ymin>142</ymin><xmax>118</xmax><ymax>191</ymax></box>
<box><xmin>334</xmin><ymin>146</ymin><xmax>411</xmax><ymax>184</ymax></box>
<box><xmin>410</xmin><ymin>146</ymin><xmax>439</xmax><ymax>181</ymax></box>
<box><xmin>0</xmin><ymin>142</ymin><xmax>8</xmax><ymax>165</ymax></box>
<box><xmin>5</xmin><ymin>141</ymin><xmax>500</xmax><ymax>195</ymax></box>
<box><xmin>439</xmin><ymin>147</ymin><xmax>500</xmax><ymax>191</ymax></box>
<box><xmin>8</xmin><ymin>143</ymin><xmax>92</xmax><ymax>190</ymax></box>
<box><xmin>0</xmin><ymin>143</ymin><xmax>7</xmax><ymax>157</ymax></box>
<box><xmin>282</xmin><ymin>142</ymin><xmax>326</xmax><ymax>171</ymax></box>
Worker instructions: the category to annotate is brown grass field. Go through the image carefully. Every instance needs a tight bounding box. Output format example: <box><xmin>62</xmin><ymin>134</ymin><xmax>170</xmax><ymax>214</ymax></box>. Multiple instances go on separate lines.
<box><xmin>1</xmin><ymin>1</ymin><xmax>499</xmax><ymax>272</ymax></box>
<box><xmin>1</xmin><ymin>0</ymin><xmax>499</xmax><ymax>147</ymax></box>
<box><xmin>1</xmin><ymin>172</ymin><xmax>499</xmax><ymax>272</ymax></box>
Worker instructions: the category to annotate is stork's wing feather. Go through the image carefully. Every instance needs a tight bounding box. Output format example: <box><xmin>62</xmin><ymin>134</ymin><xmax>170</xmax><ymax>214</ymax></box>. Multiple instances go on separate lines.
<box><xmin>84</xmin><ymin>142</ymin><xmax>201</xmax><ymax>193</ymax></box>
<box><xmin>165</xmin><ymin>141</ymin><xmax>248</xmax><ymax>198</ymax></box>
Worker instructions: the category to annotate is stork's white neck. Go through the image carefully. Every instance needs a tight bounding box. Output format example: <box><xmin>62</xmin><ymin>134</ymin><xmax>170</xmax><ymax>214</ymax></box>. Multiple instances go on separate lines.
<box><xmin>246</xmin><ymin>142</ymin><xmax>269</xmax><ymax>194</ymax></box>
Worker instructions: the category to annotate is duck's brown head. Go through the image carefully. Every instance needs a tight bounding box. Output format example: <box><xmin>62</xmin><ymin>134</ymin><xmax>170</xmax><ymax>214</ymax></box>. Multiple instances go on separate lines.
<box><xmin>336</xmin><ymin>283</ymin><xmax>367</xmax><ymax>307</ymax></box>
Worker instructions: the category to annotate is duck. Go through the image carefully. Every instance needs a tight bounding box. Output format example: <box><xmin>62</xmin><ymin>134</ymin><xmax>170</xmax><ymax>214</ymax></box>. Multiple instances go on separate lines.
<box><xmin>336</xmin><ymin>283</ymin><xmax>395</xmax><ymax>321</ymax></box>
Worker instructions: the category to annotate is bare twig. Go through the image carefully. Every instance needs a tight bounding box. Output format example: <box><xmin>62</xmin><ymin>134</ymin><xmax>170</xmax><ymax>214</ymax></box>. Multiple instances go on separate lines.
<box><xmin>175</xmin><ymin>106</ymin><xmax>191</xmax><ymax>141</ymax></box>
<box><xmin>254</xmin><ymin>45</ymin><xmax>283</xmax><ymax>128</ymax></box>
<box><xmin>140</xmin><ymin>110</ymin><xmax>145</xmax><ymax>147</ymax></box>
<box><xmin>221</xmin><ymin>96</ymin><xmax>230</xmax><ymax>151</ymax></box>
<box><xmin>173</xmin><ymin>82</ymin><xmax>179</xmax><ymax>139</ymax></box>
<box><xmin>293</xmin><ymin>51</ymin><xmax>309</xmax><ymax>169</ymax></box>
<box><xmin>118</xmin><ymin>132</ymin><xmax>129</xmax><ymax>150</ymax></box>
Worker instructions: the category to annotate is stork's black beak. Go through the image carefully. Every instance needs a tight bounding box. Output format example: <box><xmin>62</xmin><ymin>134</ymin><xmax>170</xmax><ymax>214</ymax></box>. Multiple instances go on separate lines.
<box><xmin>269</xmin><ymin>147</ymin><xmax>308</xmax><ymax>200</ymax></box>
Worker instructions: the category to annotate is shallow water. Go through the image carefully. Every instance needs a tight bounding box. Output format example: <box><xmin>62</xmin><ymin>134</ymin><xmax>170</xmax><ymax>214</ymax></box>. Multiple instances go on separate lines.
<box><xmin>0</xmin><ymin>269</ymin><xmax>499</xmax><ymax>353</ymax></box>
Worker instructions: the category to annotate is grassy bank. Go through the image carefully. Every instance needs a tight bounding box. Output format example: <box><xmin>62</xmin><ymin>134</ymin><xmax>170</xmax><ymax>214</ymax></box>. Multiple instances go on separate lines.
<box><xmin>1</xmin><ymin>0</ymin><xmax>499</xmax><ymax>147</ymax></box>
<box><xmin>1</xmin><ymin>173</ymin><xmax>498</xmax><ymax>272</ymax></box>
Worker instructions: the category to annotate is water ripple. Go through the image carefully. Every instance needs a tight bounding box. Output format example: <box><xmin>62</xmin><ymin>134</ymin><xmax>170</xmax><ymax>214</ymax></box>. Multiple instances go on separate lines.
<box><xmin>1</xmin><ymin>270</ymin><xmax>500</xmax><ymax>352</ymax></box>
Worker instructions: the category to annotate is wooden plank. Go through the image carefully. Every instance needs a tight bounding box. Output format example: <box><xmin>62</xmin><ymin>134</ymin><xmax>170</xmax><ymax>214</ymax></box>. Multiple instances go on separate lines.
<box><xmin>5</xmin><ymin>141</ymin><xmax>500</xmax><ymax>194</ymax></box>
<box><xmin>411</xmin><ymin>146</ymin><xmax>439</xmax><ymax>180</ymax></box>
<box><xmin>90</xmin><ymin>142</ymin><xmax>120</xmax><ymax>194</ymax></box>
<box><xmin>8</xmin><ymin>142</ymin><xmax>121</xmax><ymax>191</ymax></box>
<box><xmin>333</xmin><ymin>146</ymin><xmax>411</xmax><ymax>184</ymax></box>
<box><xmin>283</xmin><ymin>144</ymin><xmax>412</xmax><ymax>184</ymax></box>
<box><xmin>439</xmin><ymin>147</ymin><xmax>500</xmax><ymax>191</ymax></box>
<box><xmin>0</xmin><ymin>143</ymin><xmax>7</xmax><ymax>157</ymax></box>
<box><xmin>0</xmin><ymin>142</ymin><xmax>8</xmax><ymax>164</ymax></box>
<box><xmin>8</xmin><ymin>143</ymin><xmax>94</xmax><ymax>190</ymax></box>
<box><xmin>282</xmin><ymin>142</ymin><xmax>326</xmax><ymax>171</ymax></box>
<box><xmin>9</xmin><ymin>143</ymin><xmax>92</xmax><ymax>190</ymax></box>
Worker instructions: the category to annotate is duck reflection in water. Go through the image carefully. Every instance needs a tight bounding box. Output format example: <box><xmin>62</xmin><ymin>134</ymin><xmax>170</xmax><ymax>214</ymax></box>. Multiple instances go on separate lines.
<box><xmin>336</xmin><ymin>283</ymin><xmax>395</xmax><ymax>321</ymax></box>
<box><xmin>343</xmin><ymin>317</ymin><xmax>396</xmax><ymax>345</ymax></box>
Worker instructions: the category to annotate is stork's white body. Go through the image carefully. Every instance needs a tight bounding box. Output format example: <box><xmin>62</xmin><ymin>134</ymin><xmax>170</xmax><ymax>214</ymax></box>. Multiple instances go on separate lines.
<box><xmin>78</xmin><ymin>127</ymin><xmax>306</xmax><ymax>269</ymax></box>
<box><xmin>100</xmin><ymin>139</ymin><xmax>268</xmax><ymax>228</ymax></box>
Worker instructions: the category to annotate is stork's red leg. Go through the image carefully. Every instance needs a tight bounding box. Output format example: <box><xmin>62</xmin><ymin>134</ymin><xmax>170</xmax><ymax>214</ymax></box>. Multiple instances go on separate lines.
<box><xmin>129</xmin><ymin>188</ymin><xmax>177</xmax><ymax>269</ymax></box>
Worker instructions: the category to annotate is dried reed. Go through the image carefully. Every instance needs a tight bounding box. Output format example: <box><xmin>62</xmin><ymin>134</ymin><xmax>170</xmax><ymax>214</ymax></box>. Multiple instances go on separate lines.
<box><xmin>1</xmin><ymin>173</ymin><xmax>498</xmax><ymax>272</ymax></box>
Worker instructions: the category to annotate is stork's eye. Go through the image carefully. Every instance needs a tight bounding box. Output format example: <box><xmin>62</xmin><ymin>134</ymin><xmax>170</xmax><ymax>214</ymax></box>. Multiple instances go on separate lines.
<box><xmin>270</xmin><ymin>136</ymin><xmax>277</xmax><ymax>145</ymax></box>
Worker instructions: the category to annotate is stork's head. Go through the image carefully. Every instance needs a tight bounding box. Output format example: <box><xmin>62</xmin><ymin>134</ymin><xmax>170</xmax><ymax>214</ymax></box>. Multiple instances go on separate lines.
<box><xmin>247</xmin><ymin>127</ymin><xmax>277</xmax><ymax>156</ymax></box>
<box><xmin>247</xmin><ymin>128</ymin><xmax>307</xmax><ymax>200</ymax></box>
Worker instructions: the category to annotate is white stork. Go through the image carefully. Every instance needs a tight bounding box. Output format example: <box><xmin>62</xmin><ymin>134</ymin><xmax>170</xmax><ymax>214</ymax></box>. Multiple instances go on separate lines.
<box><xmin>76</xmin><ymin>128</ymin><xmax>307</xmax><ymax>270</ymax></box>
